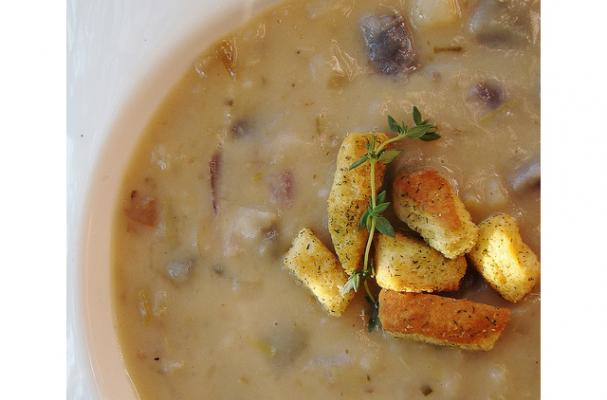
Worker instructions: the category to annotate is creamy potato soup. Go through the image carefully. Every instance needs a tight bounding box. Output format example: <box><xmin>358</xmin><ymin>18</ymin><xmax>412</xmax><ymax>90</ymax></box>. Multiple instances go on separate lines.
<box><xmin>113</xmin><ymin>0</ymin><xmax>540</xmax><ymax>398</ymax></box>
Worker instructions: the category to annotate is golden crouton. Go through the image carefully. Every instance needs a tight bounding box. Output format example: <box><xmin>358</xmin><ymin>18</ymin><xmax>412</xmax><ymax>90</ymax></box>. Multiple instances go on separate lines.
<box><xmin>379</xmin><ymin>289</ymin><xmax>511</xmax><ymax>351</ymax></box>
<box><xmin>328</xmin><ymin>132</ymin><xmax>389</xmax><ymax>275</ymax></box>
<box><xmin>468</xmin><ymin>213</ymin><xmax>540</xmax><ymax>303</ymax></box>
<box><xmin>374</xmin><ymin>233</ymin><xmax>467</xmax><ymax>293</ymax></box>
<box><xmin>392</xmin><ymin>169</ymin><xmax>478</xmax><ymax>259</ymax></box>
<box><xmin>283</xmin><ymin>228</ymin><xmax>354</xmax><ymax>316</ymax></box>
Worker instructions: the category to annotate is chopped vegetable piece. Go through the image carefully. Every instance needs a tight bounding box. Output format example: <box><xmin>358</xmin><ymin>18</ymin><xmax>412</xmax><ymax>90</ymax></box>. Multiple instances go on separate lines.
<box><xmin>509</xmin><ymin>158</ymin><xmax>540</xmax><ymax>192</ymax></box>
<box><xmin>125</xmin><ymin>190</ymin><xmax>157</xmax><ymax>226</ymax></box>
<box><xmin>166</xmin><ymin>259</ymin><xmax>194</xmax><ymax>284</ymax></box>
<box><xmin>231</xmin><ymin>119</ymin><xmax>253</xmax><ymax>139</ymax></box>
<box><xmin>269</xmin><ymin>170</ymin><xmax>294</xmax><ymax>205</ymax></box>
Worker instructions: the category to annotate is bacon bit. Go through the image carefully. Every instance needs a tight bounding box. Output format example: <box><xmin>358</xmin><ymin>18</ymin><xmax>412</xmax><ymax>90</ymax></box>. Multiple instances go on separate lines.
<box><xmin>216</xmin><ymin>39</ymin><xmax>237</xmax><ymax>78</ymax></box>
<box><xmin>269</xmin><ymin>170</ymin><xmax>294</xmax><ymax>204</ymax></box>
<box><xmin>209</xmin><ymin>150</ymin><xmax>222</xmax><ymax>215</ymax></box>
<box><xmin>125</xmin><ymin>190</ymin><xmax>157</xmax><ymax>226</ymax></box>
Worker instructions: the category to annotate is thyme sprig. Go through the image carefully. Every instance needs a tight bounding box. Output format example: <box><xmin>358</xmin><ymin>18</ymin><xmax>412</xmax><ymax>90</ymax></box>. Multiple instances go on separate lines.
<box><xmin>339</xmin><ymin>106</ymin><xmax>440</xmax><ymax>331</ymax></box>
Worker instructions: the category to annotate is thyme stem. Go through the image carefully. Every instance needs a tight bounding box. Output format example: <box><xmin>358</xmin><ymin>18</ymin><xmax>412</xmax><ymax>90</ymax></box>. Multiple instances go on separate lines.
<box><xmin>341</xmin><ymin>107</ymin><xmax>441</xmax><ymax>329</ymax></box>
<box><xmin>362</xmin><ymin>159</ymin><xmax>378</xmax><ymax>303</ymax></box>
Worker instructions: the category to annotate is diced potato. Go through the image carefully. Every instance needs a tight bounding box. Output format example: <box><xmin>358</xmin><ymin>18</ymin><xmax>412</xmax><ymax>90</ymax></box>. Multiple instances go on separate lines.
<box><xmin>410</xmin><ymin>0</ymin><xmax>461</xmax><ymax>29</ymax></box>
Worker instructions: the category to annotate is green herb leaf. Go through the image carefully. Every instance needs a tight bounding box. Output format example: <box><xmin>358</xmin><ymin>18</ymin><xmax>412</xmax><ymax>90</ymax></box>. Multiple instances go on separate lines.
<box><xmin>358</xmin><ymin>207</ymin><xmax>371</xmax><ymax>229</ymax></box>
<box><xmin>373</xmin><ymin>202</ymin><xmax>390</xmax><ymax>214</ymax></box>
<box><xmin>419</xmin><ymin>132</ymin><xmax>441</xmax><ymax>141</ymax></box>
<box><xmin>374</xmin><ymin>216</ymin><xmax>395</xmax><ymax>237</ymax></box>
<box><xmin>341</xmin><ymin>272</ymin><xmax>361</xmax><ymax>296</ymax></box>
<box><xmin>377</xmin><ymin>190</ymin><xmax>387</xmax><ymax>204</ymax></box>
<box><xmin>387</xmin><ymin>115</ymin><xmax>402</xmax><ymax>134</ymax></box>
<box><xmin>378</xmin><ymin>149</ymin><xmax>401</xmax><ymax>164</ymax></box>
<box><xmin>365</xmin><ymin>295</ymin><xmax>381</xmax><ymax>332</ymax></box>
<box><xmin>405</xmin><ymin>124</ymin><xmax>434</xmax><ymax>139</ymax></box>
<box><xmin>413</xmin><ymin>106</ymin><xmax>422</xmax><ymax>125</ymax></box>
<box><xmin>349</xmin><ymin>155</ymin><xmax>369</xmax><ymax>170</ymax></box>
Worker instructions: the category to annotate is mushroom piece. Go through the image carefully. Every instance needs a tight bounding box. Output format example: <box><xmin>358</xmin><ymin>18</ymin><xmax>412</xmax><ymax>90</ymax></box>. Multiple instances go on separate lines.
<box><xmin>509</xmin><ymin>158</ymin><xmax>540</xmax><ymax>192</ymax></box>
<box><xmin>360</xmin><ymin>13</ymin><xmax>417</xmax><ymax>75</ymax></box>
<box><xmin>230</xmin><ymin>118</ymin><xmax>254</xmax><ymax>139</ymax></box>
<box><xmin>470</xmin><ymin>80</ymin><xmax>505</xmax><ymax>110</ymax></box>
<box><xmin>468</xmin><ymin>0</ymin><xmax>531</xmax><ymax>48</ymax></box>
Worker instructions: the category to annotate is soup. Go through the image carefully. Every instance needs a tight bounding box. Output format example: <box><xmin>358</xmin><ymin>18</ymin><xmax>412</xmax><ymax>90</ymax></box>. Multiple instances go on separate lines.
<box><xmin>113</xmin><ymin>0</ymin><xmax>540</xmax><ymax>398</ymax></box>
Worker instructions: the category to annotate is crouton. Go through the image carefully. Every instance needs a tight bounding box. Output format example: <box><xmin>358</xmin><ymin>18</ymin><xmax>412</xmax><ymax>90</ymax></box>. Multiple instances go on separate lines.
<box><xmin>375</xmin><ymin>233</ymin><xmax>467</xmax><ymax>293</ymax></box>
<box><xmin>379</xmin><ymin>289</ymin><xmax>511</xmax><ymax>351</ymax></box>
<box><xmin>283</xmin><ymin>228</ymin><xmax>354</xmax><ymax>316</ymax></box>
<box><xmin>392</xmin><ymin>169</ymin><xmax>478</xmax><ymax>259</ymax></box>
<box><xmin>328</xmin><ymin>132</ymin><xmax>389</xmax><ymax>275</ymax></box>
<box><xmin>468</xmin><ymin>213</ymin><xmax>540</xmax><ymax>303</ymax></box>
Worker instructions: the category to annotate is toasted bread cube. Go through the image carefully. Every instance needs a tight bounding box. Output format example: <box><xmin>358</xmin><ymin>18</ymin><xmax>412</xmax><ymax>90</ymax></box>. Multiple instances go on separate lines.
<box><xmin>328</xmin><ymin>132</ymin><xmax>389</xmax><ymax>275</ymax></box>
<box><xmin>379</xmin><ymin>290</ymin><xmax>511</xmax><ymax>351</ymax></box>
<box><xmin>468</xmin><ymin>213</ymin><xmax>540</xmax><ymax>303</ymax></box>
<box><xmin>283</xmin><ymin>228</ymin><xmax>354</xmax><ymax>316</ymax></box>
<box><xmin>410</xmin><ymin>0</ymin><xmax>462</xmax><ymax>29</ymax></box>
<box><xmin>393</xmin><ymin>169</ymin><xmax>478</xmax><ymax>259</ymax></box>
<box><xmin>375</xmin><ymin>233</ymin><xmax>467</xmax><ymax>293</ymax></box>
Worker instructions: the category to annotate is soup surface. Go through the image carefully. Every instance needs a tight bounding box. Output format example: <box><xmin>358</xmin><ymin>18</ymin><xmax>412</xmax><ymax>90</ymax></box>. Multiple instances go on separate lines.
<box><xmin>113</xmin><ymin>0</ymin><xmax>540</xmax><ymax>398</ymax></box>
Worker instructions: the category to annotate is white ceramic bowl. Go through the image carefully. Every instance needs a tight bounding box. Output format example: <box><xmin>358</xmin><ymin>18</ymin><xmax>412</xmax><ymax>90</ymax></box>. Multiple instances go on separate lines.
<box><xmin>68</xmin><ymin>1</ymin><xmax>277</xmax><ymax>397</ymax></box>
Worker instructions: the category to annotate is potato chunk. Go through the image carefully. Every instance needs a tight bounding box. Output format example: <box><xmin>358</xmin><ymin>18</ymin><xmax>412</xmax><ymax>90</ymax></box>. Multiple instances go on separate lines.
<box><xmin>283</xmin><ymin>228</ymin><xmax>354</xmax><ymax>316</ymax></box>
<box><xmin>468</xmin><ymin>213</ymin><xmax>540</xmax><ymax>303</ymax></box>
<box><xmin>379</xmin><ymin>290</ymin><xmax>511</xmax><ymax>351</ymax></box>
<box><xmin>375</xmin><ymin>233</ymin><xmax>467</xmax><ymax>293</ymax></box>
<box><xmin>393</xmin><ymin>169</ymin><xmax>478</xmax><ymax>259</ymax></box>
<box><xmin>327</xmin><ymin>132</ymin><xmax>388</xmax><ymax>275</ymax></box>
<box><xmin>410</xmin><ymin>0</ymin><xmax>462</xmax><ymax>29</ymax></box>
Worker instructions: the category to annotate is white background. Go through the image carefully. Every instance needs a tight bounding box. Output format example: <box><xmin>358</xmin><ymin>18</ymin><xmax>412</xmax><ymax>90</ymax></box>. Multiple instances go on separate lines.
<box><xmin>0</xmin><ymin>0</ymin><xmax>605</xmax><ymax>398</ymax></box>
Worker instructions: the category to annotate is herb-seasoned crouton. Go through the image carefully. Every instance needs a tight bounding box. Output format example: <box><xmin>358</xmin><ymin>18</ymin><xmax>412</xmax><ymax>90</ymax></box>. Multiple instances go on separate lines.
<box><xmin>392</xmin><ymin>169</ymin><xmax>478</xmax><ymax>259</ymax></box>
<box><xmin>379</xmin><ymin>290</ymin><xmax>511</xmax><ymax>351</ymax></box>
<box><xmin>328</xmin><ymin>132</ymin><xmax>389</xmax><ymax>275</ymax></box>
<box><xmin>283</xmin><ymin>228</ymin><xmax>354</xmax><ymax>316</ymax></box>
<box><xmin>374</xmin><ymin>233</ymin><xmax>467</xmax><ymax>293</ymax></box>
<box><xmin>468</xmin><ymin>213</ymin><xmax>540</xmax><ymax>303</ymax></box>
